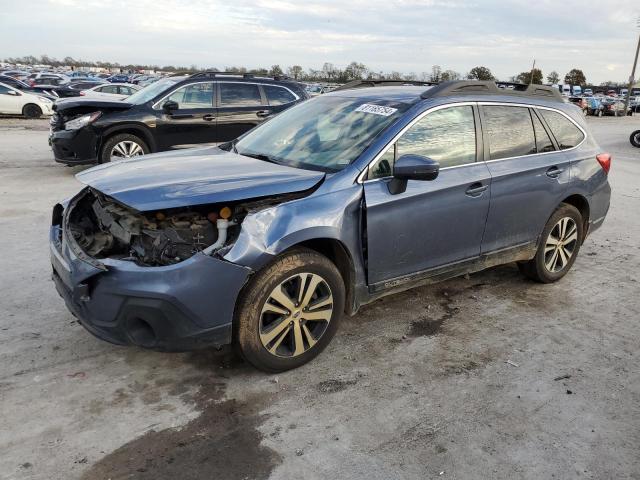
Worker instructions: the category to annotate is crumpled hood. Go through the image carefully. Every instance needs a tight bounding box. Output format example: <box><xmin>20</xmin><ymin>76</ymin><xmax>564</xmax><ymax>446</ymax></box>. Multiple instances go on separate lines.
<box><xmin>76</xmin><ymin>146</ymin><xmax>325</xmax><ymax>211</ymax></box>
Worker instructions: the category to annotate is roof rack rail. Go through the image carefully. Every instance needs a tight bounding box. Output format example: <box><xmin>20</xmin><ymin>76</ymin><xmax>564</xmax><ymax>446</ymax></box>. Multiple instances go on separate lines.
<box><xmin>421</xmin><ymin>80</ymin><xmax>563</xmax><ymax>102</ymax></box>
<box><xmin>188</xmin><ymin>71</ymin><xmax>292</xmax><ymax>81</ymax></box>
<box><xmin>334</xmin><ymin>79</ymin><xmax>438</xmax><ymax>91</ymax></box>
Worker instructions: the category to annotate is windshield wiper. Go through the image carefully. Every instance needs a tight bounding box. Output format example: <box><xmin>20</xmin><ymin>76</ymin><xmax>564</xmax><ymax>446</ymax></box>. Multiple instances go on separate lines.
<box><xmin>239</xmin><ymin>151</ymin><xmax>280</xmax><ymax>165</ymax></box>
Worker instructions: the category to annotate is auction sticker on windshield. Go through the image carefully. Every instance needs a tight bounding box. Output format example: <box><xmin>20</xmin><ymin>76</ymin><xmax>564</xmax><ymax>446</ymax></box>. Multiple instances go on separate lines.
<box><xmin>355</xmin><ymin>104</ymin><xmax>398</xmax><ymax>116</ymax></box>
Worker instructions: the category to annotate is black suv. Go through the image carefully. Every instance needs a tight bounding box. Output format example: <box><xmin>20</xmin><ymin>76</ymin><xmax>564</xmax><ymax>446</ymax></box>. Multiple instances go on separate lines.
<box><xmin>49</xmin><ymin>72</ymin><xmax>308</xmax><ymax>165</ymax></box>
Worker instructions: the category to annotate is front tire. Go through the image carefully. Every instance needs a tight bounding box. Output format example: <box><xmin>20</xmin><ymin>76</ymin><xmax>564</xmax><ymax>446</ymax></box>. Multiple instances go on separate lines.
<box><xmin>235</xmin><ymin>248</ymin><xmax>345</xmax><ymax>372</ymax></box>
<box><xmin>22</xmin><ymin>104</ymin><xmax>42</xmax><ymax>118</ymax></box>
<box><xmin>630</xmin><ymin>130</ymin><xmax>640</xmax><ymax>148</ymax></box>
<box><xmin>99</xmin><ymin>133</ymin><xmax>149</xmax><ymax>163</ymax></box>
<box><xmin>518</xmin><ymin>204</ymin><xmax>584</xmax><ymax>283</ymax></box>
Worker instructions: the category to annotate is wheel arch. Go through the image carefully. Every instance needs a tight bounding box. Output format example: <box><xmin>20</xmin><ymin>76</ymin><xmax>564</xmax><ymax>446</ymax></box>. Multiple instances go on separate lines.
<box><xmin>560</xmin><ymin>194</ymin><xmax>590</xmax><ymax>242</ymax></box>
<box><xmin>100</xmin><ymin>123</ymin><xmax>157</xmax><ymax>154</ymax></box>
<box><xmin>22</xmin><ymin>103</ymin><xmax>42</xmax><ymax>116</ymax></box>
<box><xmin>286</xmin><ymin>238</ymin><xmax>357</xmax><ymax>315</ymax></box>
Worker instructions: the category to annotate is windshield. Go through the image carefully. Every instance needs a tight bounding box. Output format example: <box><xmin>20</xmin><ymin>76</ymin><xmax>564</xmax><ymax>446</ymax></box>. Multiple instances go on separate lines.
<box><xmin>125</xmin><ymin>77</ymin><xmax>183</xmax><ymax>105</ymax></box>
<box><xmin>234</xmin><ymin>96</ymin><xmax>408</xmax><ymax>172</ymax></box>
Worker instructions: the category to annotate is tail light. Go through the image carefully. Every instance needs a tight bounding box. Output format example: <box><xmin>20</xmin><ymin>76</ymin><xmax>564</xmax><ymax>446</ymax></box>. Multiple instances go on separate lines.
<box><xmin>79</xmin><ymin>91</ymin><xmax>85</xmax><ymax>96</ymax></box>
<box><xmin>596</xmin><ymin>153</ymin><xmax>611</xmax><ymax>174</ymax></box>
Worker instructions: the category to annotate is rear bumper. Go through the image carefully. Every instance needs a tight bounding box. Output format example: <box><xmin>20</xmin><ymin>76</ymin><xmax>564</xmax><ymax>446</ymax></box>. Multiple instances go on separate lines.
<box><xmin>49</xmin><ymin>127</ymin><xmax>99</xmax><ymax>165</ymax></box>
<box><xmin>50</xmin><ymin>225</ymin><xmax>251</xmax><ymax>351</ymax></box>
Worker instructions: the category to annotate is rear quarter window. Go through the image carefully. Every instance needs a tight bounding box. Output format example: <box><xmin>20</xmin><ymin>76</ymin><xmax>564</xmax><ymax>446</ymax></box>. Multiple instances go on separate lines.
<box><xmin>539</xmin><ymin>110</ymin><xmax>585</xmax><ymax>149</ymax></box>
<box><xmin>264</xmin><ymin>85</ymin><xmax>296</xmax><ymax>105</ymax></box>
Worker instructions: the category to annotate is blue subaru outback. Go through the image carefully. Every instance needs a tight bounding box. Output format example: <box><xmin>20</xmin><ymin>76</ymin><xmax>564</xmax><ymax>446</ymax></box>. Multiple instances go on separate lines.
<box><xmin>50</xmin><ymin>80</ymin><xmax>611</xmax><ymax>372</ymax></box>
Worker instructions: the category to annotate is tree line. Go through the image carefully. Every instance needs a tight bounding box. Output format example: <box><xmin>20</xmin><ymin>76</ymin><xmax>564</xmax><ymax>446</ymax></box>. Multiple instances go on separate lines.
<box><xmin>2</xmin><ymin>54</ymin><xmax>620</xmax><ymax>87</ymax></box>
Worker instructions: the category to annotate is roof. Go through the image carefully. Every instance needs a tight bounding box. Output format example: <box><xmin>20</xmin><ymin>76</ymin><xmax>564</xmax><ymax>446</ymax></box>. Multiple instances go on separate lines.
<box><xmin>331</xmin><ymin>80</ymin><xmax>564</xmax><ymax>104</ymax></box>
<box><xmin>328</xmin><ymin>86</ymin><xmax>428</xmax><ymax>104</ymax></box>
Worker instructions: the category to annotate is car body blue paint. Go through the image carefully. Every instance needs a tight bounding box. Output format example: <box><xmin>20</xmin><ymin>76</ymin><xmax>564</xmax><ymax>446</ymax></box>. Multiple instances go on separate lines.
<box><xmin>76</xmin><ymin>146</ymin><xmax>325</xmax><ymax>211</ymax></box>
<box><xmin>51</xmin><ymin>85</ymin><xmax>611</xmax><ymax>351</ymax></box>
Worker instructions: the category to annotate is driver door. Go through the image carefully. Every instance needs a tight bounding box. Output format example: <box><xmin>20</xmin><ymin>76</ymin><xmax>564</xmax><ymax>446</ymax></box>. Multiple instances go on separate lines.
<box><xmin>155</xmin><ymin>82</ymin><xmax>217</xmax><ymax>149</ymax></box>
<box><xmin>363</xmin><ymin>104</ymin><xmax>492</xmax><ymax>287</ymax></box>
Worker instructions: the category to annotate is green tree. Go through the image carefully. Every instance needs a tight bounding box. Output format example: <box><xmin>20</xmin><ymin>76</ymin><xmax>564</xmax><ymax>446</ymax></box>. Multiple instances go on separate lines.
<box><xmin>516</xmin><ymin>68</ymin><xmax>543</xmax><ymax>84</ymax></box>
<box><xmin>440</xmin><ymin>70</ymin><xmax>461</xmax><ymax>82</ymax></box>
<box><xmin>429</xmin><ymin>65</ymin><xmax>442</xmax><ymax>82</ymax></box>
<box><xmin>287</xmin><ymin>65</ymin><xmax>303</xmax><ymax>80</ymax></box>
<box><xmin>269</xmin><ymin>64</ymin><xmax>283</xmax><ymax>77</ymax></box>
<box><xmin>467</xmin><ymin>66</ymin><xmax>495</xmax><ymax>81</ymax></box>
<box><xmin>546</xmin><ymin>70</ymin><xmax>560</xmax><ymax>84</ymax></box>
<box><xmin>344</xmin><ymin>61</ymin><xmax>368</xmax><ymax>80</ymax></box>
<box><xmin>564</xmin><ymin>69</ymin><xmax>586</xmax><ymax>86</ymax></box>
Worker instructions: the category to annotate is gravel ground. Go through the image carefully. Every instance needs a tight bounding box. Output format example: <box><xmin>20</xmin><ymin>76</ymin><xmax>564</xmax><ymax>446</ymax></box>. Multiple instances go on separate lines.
<box><xmin>0</xmin><ymin>115</ymin><xmax>639</xmax><ymax>480</ymax></box>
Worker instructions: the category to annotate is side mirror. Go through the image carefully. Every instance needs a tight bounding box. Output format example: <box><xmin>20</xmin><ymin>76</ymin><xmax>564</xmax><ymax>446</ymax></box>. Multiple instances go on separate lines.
<box><xmin>7</xmin><ymin>90</ymin><xmax>20</xmax><ymax>96</ymax></box>
<box><xmin>162</xmin><ymin>100</ymin><xmax>179</xmax><ymax>114</ymax></box>
<box><xmin>388</xmin><ymin>154</ymin><xmax>440</xmax><ymax>194</ymax></box>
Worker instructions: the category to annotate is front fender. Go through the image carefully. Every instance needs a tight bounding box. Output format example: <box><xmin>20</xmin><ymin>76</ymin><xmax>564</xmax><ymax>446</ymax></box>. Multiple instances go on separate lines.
<box><xmin>223</xmin><ymin>184</ymin><xmax>364</xmax><ymax>272</ymax></box>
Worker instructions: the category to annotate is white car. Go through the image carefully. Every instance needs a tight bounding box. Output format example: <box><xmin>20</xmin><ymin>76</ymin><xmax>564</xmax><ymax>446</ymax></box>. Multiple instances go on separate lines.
<box><xmin>80</xmin><ymin>83</ymin><xmax>140</xmax><ymax>100</ymax></box>
<box><xmin>0</xmin><ymin>81</ymin><xmax>53</xmax><ymax>118</ymax></box>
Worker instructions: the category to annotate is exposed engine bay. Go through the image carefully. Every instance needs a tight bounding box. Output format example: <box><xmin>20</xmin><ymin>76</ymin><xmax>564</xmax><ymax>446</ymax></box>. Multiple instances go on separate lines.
<box><xmin>66</xmin><ymin>188</ymin><xmax>277</xmax><ymax>266</ymax></box>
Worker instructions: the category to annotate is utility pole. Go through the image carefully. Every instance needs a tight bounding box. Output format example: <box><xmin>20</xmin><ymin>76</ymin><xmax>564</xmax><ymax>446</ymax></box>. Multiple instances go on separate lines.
<box><xmin>623</xmin><ymin>18</ymin><xmax>640</xmax><ymax>115</ymax></box>
<box><xmin>529</xmin><ymin>59</ymin><xmax>536</xmax><ymax>84</ymax></box>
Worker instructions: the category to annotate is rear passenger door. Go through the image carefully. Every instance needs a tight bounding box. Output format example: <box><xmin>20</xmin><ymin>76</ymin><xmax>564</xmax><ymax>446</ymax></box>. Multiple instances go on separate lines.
<box><xmin>215</xmin><ymin>82</ymin><xmax>268</xmax><ymax>142</ymax></box>
<box><xmin>479</xmin><ymin>105</ymin><xmax>573</xmax><ymax>254</ymax></box>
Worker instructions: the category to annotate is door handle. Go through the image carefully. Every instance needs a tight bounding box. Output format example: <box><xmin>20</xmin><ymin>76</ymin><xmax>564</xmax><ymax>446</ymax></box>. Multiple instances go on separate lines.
<box><xmin>256</xmin><ymin>110</ymin><xmax>271</xmax><ymax>118</ymax></box>
<box><xmin>465</xmin><ymin>182</ymin><xmax>488</xmax><ymax>197</ymax></box>
<box><xmin>202</xmin><ymin>114</ymin><xmax>216</xmax><ymax>121</ymax></box>
<box><xmin>546</xmin><ymin>167</ymin><xmax>564</xmax><ymax>178</ymax></box>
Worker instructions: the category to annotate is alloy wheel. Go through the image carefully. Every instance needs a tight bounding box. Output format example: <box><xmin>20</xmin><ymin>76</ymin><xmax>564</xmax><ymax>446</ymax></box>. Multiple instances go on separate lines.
<box><xmin>110</xmin><ymin>140</ymin><xmax>144</xmax><ymax>160</ymax></box>
<box><xmin>544</xmin><ymin>217</ymin><xmax>578</xmax><ymax>273</ymax></box>
<box><xmin>259</xmin><ymin>273</ymin><xmax>333</xmax><ymax>358</ymax></box>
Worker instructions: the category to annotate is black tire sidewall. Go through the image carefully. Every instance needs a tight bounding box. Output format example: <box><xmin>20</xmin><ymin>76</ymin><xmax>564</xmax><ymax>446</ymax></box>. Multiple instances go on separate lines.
<box><xmin>532</xmin><ymin>204</ymin><xmax>584</xmax><ymax>283</ymax></box>
<box><xmin>235</xmin><ymin>249</ymin><xmax>345</xmax><ymax>373</ymax></box>
<box><xmin>23</xmin><ymin>104</ymin><xmax>42</xmax><ymax>118</ymax></box>
<box><xmin>631</xmin><ymin>131</ymin><xmax>640</xmax><ymax>148</ymax></box>
<box><xmin>99</xmin><ymin>133</ymin><xmax>149</xmax><ymax>164</ymax></box>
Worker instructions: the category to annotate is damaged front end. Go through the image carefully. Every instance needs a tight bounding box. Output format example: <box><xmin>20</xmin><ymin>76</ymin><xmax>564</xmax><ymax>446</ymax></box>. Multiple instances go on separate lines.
<box><xmin>66</xmin><ymin>188</ymin><xmax>256</xmax><ymax>267</ymax></box>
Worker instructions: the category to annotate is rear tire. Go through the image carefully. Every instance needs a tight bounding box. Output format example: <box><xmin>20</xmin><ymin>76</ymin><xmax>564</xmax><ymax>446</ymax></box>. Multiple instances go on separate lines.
<box><xmin>631</xmin><ymin>130</ymin><xmax>640</xmax><ymax>148</ymax></box>
<box><xmin>518</xmin><ymin>204</ymin><xmax>584</xmax><ymax>283</ymax></box>
<box><xmin>235</xmin><ymin>248</ymin><xmax>345</xmax><ymax>373</ymax></box>
<box><xmin>22</xmin><ymin>104</ymin><xmax>42</xmax><ymax>119</ymax></box>
<box><xmin>99</xmin><ymin>133</ymin><xmax>149</xmax><ymax>163</ymax></box>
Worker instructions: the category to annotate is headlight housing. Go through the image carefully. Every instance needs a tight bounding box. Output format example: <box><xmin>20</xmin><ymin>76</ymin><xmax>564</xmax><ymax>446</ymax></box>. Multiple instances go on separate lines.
<box><xmin>64</xmin><ymin>111</ymin><xmax>102</xmax><ymax>131</ymax></box>
<box><xmin>37</xmin><ymin>96</ymin><xmax>53</xmax><ymax>104</ymax></box>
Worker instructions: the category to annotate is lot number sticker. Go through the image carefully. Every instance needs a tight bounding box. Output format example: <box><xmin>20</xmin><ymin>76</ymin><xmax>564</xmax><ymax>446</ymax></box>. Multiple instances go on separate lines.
<box><xmin>355</xmin><ymin>104</ymin><xmax>398</xmax><ymax>116</ymax></box>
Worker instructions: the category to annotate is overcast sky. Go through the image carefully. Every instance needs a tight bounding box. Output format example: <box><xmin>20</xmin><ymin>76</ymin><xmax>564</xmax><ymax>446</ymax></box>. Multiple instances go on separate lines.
<box><xmin>2</xmin><ymin>0</ymin><xmax>639</xmax><ymax>84</ymax></box>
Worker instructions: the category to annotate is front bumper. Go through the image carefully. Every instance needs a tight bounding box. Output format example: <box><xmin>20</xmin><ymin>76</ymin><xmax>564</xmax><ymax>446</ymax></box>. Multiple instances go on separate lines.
<box><xmin>50</xmin><ymin>224</ymin><xmax>251</xmax><ymax>351</ymax></box>
<box><xmin>49</xmin><ymin>126</ymin><xmax>99</xmax><ymax>165</ymax></box>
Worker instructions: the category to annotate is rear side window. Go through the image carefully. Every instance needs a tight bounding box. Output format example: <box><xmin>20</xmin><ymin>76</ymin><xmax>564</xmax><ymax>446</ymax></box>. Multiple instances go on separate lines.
<box><xmin>531</xmin><ymin>111</ymin><xmax>555</xmax><ymax>153</ymax></box>
<box><xmin>264</xmin><ymin>85</ymin><xmax>296</xmax><ymax>105</ymax></box>
<box><xmin>539</xmin><ymin>110</ymin><xmax>585</xmax><ymax>149</ymax></box>
<box><xmin>100</xmin><ymin>85</ymin><xmax>119</xmax><ymax>94</ymax></box>
<box><xmin>483</xmin><ymin>106</ymin><xmax>536</xmax><ymax>160</ymax></box>
<box><xmin>396</xmin><ymin>105</ymin><xmax>476</xmax><ymax>168</ymax></box>
<box><xmin>220</xmin><ymin>83</ymin><xmax>262</xmax><ymax>106</ymax></box>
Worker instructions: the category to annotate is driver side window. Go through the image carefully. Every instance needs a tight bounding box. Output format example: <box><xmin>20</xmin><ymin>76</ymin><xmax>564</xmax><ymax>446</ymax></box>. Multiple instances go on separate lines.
<box><xmin>367</xmin><ymin>105</ymin><xmax>477</xmax><ymax>180</ymax></box>
<box><xmin>164</xmin><ymin>82</ymin><xmax>214</xmax><ymax>109</ymax></box>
